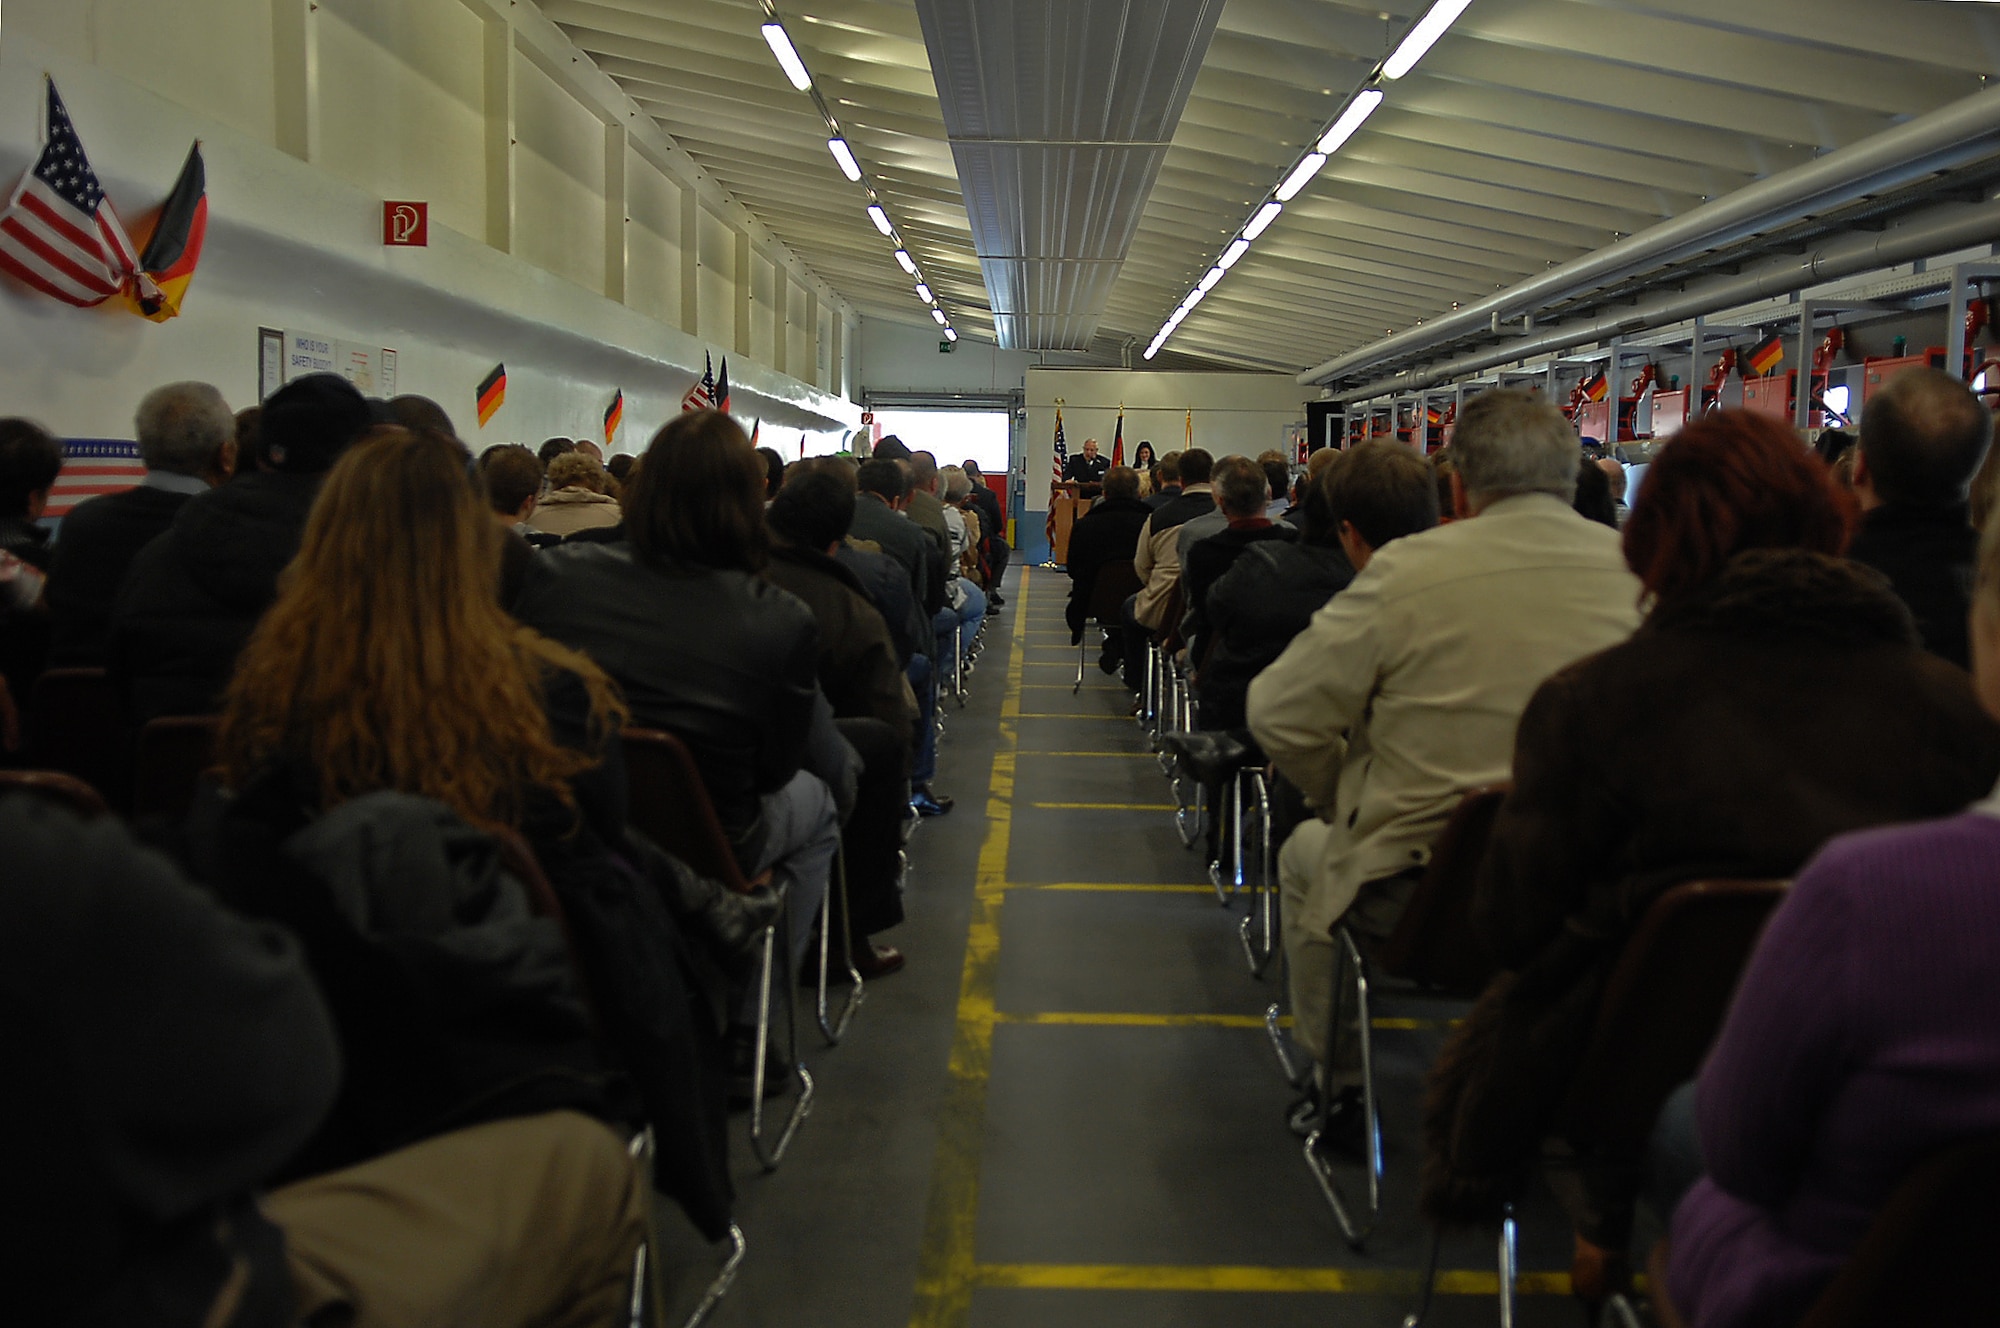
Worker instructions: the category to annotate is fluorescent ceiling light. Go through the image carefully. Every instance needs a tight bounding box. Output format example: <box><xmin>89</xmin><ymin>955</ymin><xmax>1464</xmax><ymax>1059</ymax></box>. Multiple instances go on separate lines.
<box><xmin>1381</xmin><ymin>0</ymin><xmax>1475</xmax><ymax>80</ymax></box>
<box><xmin>761</xmin><ymin>23</ymin><xmax>813</xmax><ymax>91</ymax></box>
<box><xmin>916</xmin><ymin>282</ymin><xmax>934</xmax><ymax>303</ymax></box>
<box><xmin>1317</xmin><ymin>88</ymin><xmax>1385</xmax><ymax>154</ymax></box>
<box><xmin>944</xmin><ymin>328</ymin><xmax>958</xmax><ymax>342</ymax></box>
<box><xmin>894</xmin><ymin>249</ymin><xmax>918</xmax><ymax>275</ymax></box>
<box><xmin>1219</xmin><ymin>238</ymin><xmax>1250</xmax><ymax>270</ymax></box>
<box><xmin>1244</xmin><ymin>201</ymin><xmax>1283</xmax><ymax>240</ymax></box>
<box><xmin>1274</xmin><ymin>153</ymin><xmax>1326</xmax><ymax>203</ymax></box>
<box><xmin>1182</xmin><ymin>286</ymin><xmax>1207</xmax><ymax>312</ymax></box>
<box><xmin>931</xmin><ymin>308</ymin><xmax>948</xmax><ymax>325</ymax></box>
<box><xmin>867</xmin><ymin>204</ymin><xmax>893</xmax><ymax>236</ymax></box>
<box><xmin>1197</xmin><ymin>266</ymin><xmax>1225</xmax><ymax>293</ymax></box>
<box><xmin>828</xmin><ymin>137</ymin><xmax>862</xmax><ymax>182</ymax></box>
<box><xmin>1144</xmin><ymin>344</ymin><xmax>1160</xmax><ymax>360</ymax></box>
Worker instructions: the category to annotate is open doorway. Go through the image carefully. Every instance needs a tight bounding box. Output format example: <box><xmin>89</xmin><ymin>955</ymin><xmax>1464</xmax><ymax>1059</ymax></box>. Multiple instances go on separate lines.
<box><xmin>865</xmin><ymin>407</ymin><xmax>1011</xmax><ymax>475</ymax></box>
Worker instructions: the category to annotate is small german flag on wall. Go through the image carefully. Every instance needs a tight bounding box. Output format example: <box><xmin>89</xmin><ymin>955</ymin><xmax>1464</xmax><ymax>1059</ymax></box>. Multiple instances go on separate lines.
<box><xmin>476</xmin><ymin>363</ymin><xmax>506</xmax><ymax>427</ymax></box>
<box><xmin>1746</xmin><ymin>337</ymin><xmax>1785</xmax><ymax>377</ymax></box>
<box><xmin>129</xmin><ymin>142</ymin><xmax>206</xmax><ymax>323</ymax></box>
<box><xmin>604</xmin><ymin>389</ymin><xmax>623</xmax><ymax>445</ymax></box>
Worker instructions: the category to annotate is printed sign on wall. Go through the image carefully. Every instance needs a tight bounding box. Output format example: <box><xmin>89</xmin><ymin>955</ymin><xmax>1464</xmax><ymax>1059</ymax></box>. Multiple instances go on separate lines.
<box><xmin>285</xmin><ymin>330</ymin><xmax>399</xmax><ymax>397</ymax></box>
<box><xmin>383</xmin><ymin>201</ymin><xmax>428</xmax><ymax>247</ymax></box>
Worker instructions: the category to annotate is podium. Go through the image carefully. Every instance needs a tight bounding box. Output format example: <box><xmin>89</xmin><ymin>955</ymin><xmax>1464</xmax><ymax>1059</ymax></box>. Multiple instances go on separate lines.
<box><xmin>1049</xmin><ymin>483</ymin><xmax>1096</xmax><ymax>565</ymax></box>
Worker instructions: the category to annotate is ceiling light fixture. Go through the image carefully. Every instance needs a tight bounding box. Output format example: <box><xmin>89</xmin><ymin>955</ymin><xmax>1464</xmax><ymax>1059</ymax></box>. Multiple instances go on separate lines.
<box><xmin>1243</xmin><ymin>202</ymin><xmax>1283</xmax><ymax>241</ymax></box>
<box><xmin>761</xmin><ymin>22</ymin><xmax>813</xmax><ymax>91</ymax></box>
<box><xmin>894</xmin><ymin>249</ymin><xmax>918</xmax><ymax>275</ymax></box>
<box><xmin>1182</xmin><ymin>286</ymin><xmax>1207</xmax><ymax>312</ymax></box>
<box><xmin>1381</xmin><ymin>0</ymin><xmax>1476</xmax><ymax>80</ymax></box>
<box><xmin>916</xmin><ymin>282</ymin><xmax>934</xmax><ymax>303</ymax></box>
<box><xmin>1143</xmin><ymin>344</ymin><xmax>1160</xmax><ymax>360</ymax></box>
<box><xmin>945</xmin><ymin>328</ymin><xmax>958</xmax><ymax>342</ymax></box>
<box><xmin>932</xmin><ymin>308</ymin><xmax>948</xmax><ymax>325</ymax></box>
<box><xmin>867</xmin><ymin>204</ymin><xmax>893</xmax><ymax>236</ymax></box>
<box><xmin>827</xmin><ymin>137</ymin><xmax>862</xmax><ymax>182</ymax></box>
<box><xmin>1274</xmin><ymin>152</ymin><xmax>1327</xmax><ymax>203</ymax></box>
<box><xmin>1317</xmin><ymin>88</ymin><xmax>1384</xmax><ymax>154</ymax></box>
<box><xmin>1218</xmin><ymin>238</ymin><xmax>1250</xmax><ymax>270</ymax></box>
<box><xmin>1197</xmin><ymin>266</ymin><xmax>1225</xmax><ymax>293</ymax></box>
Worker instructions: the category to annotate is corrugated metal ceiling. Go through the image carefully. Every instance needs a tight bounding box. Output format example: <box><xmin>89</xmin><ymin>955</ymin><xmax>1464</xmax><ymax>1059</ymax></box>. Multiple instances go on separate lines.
<box><xmin>542</xmin><ymin>0</ymin><xmax>2000</xmax><ymax>374</ymax></box>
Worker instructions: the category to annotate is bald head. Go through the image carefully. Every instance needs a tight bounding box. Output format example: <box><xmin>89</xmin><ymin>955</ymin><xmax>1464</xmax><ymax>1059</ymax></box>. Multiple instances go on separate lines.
<box><xmin>1861</xmin><ymin>367</ymin><xmax>1994</xmax><ymax>505</ymax></box>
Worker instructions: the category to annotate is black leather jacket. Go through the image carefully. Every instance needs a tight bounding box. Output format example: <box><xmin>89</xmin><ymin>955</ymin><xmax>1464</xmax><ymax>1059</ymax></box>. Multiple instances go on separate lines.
<box><xmin>514</xmin><ymin>543</ymin><xmax>821</xmax><ymax>848</ymax></box>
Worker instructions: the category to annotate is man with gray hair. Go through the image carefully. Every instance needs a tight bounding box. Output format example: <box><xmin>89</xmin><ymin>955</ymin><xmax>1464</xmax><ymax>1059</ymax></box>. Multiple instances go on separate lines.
<box><xmin>45</xmin><ymin>381</ymin><xmax>237</xmax><ymax>664</ymax></box>
<box><xmin>1247</xmin><ymin>388</ymin><xmax>1641</xmax><ymax>1152</ymax></box>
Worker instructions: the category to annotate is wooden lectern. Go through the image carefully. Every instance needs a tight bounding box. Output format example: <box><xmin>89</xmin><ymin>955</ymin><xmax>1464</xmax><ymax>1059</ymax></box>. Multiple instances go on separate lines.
<box><xmin>1048</xmin><ymin>482</ymin><xmax>1096</xmax><ymax>565</ymax></box>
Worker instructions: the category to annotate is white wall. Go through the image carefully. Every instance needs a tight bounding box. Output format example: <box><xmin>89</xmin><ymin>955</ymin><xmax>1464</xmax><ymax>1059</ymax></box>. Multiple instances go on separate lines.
<box><xmin>0</xmin><ymin>1</ymin><xmax>861</xmax><ymax>446</ymax></box>
<box><xmin>859</xmin><ymin>317</ymin><xmax>1035</xmax><ymax>397</ymax></box>
<box><xmin>1025</xmin><ymin>368</ymin><xmax>1307</xmax><ymax>482</ymax></box>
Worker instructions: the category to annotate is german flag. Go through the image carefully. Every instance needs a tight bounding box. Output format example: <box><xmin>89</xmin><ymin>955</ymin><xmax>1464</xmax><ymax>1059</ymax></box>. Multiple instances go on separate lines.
<box><xmin>128</xmin><ymin>142</ymin><xmax>206</xmax><ymax>322</ymax></box>
<box><xmin>476</xmin><ymin>363</ymin><xmax>506</xmax><ymax>427</ymax></box>
<box><xmin>1747</xmin><ymin>336</ymin><xmax>1785</xmax><ymax>377</ymax></box>
<box><xmin>604</xmin><ymin>389</ymin><xmax>623</xmax><ymax>445</ymax></box>
<box><xmin>1110</xmin><ymin>408</ymin><xmax>1124</xmax><ymax>466</ymax></box>
<box><xmin>1583</xmin><ymin>372</ymin><xmax>1610</xmax><ymax>402</ymax></box>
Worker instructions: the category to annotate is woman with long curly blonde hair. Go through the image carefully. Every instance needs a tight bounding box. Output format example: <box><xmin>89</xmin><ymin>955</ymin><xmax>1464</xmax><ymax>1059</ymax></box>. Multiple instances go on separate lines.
<box><xmin>219</xmin><ymin>427</ymin><xmax>626</xmax><ymax>834</ymax></box>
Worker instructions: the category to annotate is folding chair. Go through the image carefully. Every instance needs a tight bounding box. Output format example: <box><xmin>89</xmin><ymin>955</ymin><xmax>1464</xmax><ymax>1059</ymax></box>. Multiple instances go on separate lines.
<box><xmin>1404</xmin><ymin>877</ymin><xmax>1789</xmax><ymax>1327</ymax></box>
<box><xmin>1308</xmin><ymin>785</ymin><xmax>1509</xmax><ymax>1248</ymax></box>
<box><xmin>132</xmin><ymin>715</ymin><xmax>221</xmax><ymax>822</ymax></box>
<box><xmin>1071</xmin><ymin>559</ymin><xmax>1143</xmax><ymax>694</ymax></box>
<box><xmin>814</xmin><ymin>849</ymin><xmax>865</xmax><ymax>1046</ymax></box>
<box><xmin>494</xmin><ymin>826</ymin><xmax>745</xmax><ymax>1328</ymax></box>
<box><xmin>1157</xmin><ymin>727</ymin><xmax>1276</xmax><ymax>972</ymax></box>
<box><xmin>25</xmin><ymin>667</ymin><xmax>132</xmax><ymax>810</ymax></box>
<box><xmin>0</xmin><ymin>768</ymin><xmax>111</xmax><ymax>818</ymax></box>
<box><xmin>621</xmin><ymin>727</ymin><xmax>814</xmax><ymax>1170</ymax></box>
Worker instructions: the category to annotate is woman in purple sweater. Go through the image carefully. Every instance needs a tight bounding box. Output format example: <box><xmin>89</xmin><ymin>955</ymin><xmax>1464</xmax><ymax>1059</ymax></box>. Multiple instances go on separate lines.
<box><xmin>1667</xmin><ymin>511</ymin><xmax>2000</xmax><ymax>1327</ymax></box>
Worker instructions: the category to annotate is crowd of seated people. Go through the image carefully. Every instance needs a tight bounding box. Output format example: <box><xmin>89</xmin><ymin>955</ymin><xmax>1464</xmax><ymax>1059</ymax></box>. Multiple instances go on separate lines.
<box><xmin>1119</xmin><ymin>368</ymin><xmax>2000</xmax><ymax>1323</ymax></box>
<box><xmin>0</xmin><ymin>375</ymin><xmax>1004</xmax><ymax>1326</ymax></box>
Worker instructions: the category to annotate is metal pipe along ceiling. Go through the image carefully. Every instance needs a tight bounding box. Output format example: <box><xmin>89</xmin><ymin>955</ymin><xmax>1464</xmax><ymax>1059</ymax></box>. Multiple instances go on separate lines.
<box><xmin>913</xmin><ymin>0</ymin><xmax>1225</xmax><ymax>352</ymax></box>
<box><xmin>1331</xmin><ymin>193</ymin><xmax>2000</xmax><ymax>404</ymax></box>
<box><xmin>1300</xmin><ymin>82</ymin><xmax>2000</xmax><ymax>388</ymax></box>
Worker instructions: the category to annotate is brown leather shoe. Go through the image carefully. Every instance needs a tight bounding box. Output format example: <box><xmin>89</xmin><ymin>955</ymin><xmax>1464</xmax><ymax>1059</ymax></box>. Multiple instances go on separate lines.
<box><xmin>853</xmin><ymin>943</ymin><xmax>906</xmax><ymax>979</ymax></box>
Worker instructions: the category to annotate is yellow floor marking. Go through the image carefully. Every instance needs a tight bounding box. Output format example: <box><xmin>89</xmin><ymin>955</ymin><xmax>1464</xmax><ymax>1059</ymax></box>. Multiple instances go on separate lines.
<box><xmin>1015</xmin><ymin>751</ymin><xmax>1152</xmax><ymax>758</ymax></box>
<box><xmin>1029</xmin><ymin>801</ymin><xmax>1176</xmax><ymax>811</ymax></box>
<box><xmin>991</xmin><ymin>1011</ymin><xmax>1431</xmax><ymax>1031</ymax></box>
<box><xmin>1014</xmin><ymin>713</ymin><xmax>1134</xmax><ymax>720</ymax></box>
<box><xmin>909</xmin><ymin>570</ymin><xmax>1028</xmax><ymax>1328</ymax></box>
<box><xmin>973</xmin><ymin>1263</ymin><xmax>1571</xmax><ymax>1295</ymax></box>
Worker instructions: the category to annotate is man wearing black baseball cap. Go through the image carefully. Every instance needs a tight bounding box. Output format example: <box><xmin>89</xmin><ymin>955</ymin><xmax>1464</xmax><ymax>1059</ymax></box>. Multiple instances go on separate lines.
<box><xmin>110</xmin><ymin>374</ymin><xmax>374</xmax><ymax>721</ymax></box>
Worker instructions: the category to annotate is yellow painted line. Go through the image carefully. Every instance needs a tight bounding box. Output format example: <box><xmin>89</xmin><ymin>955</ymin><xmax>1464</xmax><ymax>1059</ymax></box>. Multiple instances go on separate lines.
<box><xmin>1015</xmin><ymin>713</ymin><xmax>1136</xmax><ymax>720</ymax></box>
<box><xmin>909</xmin><ymin>570</ymin><xmax>1027</xmax><ymax>1328</ymax></box>
<box><xmin>998</xmin><ymin>1011</ymin><xmax>1268</xmax><ymax>1029</ymax></box>
<box><xmin>973</xmin><ymin>1263</ymin><xmax>1572</xmax><ymax>1295</ymax></box>
<box><xmin>1016</xmin><ymin>751</ymin><xmax>1152</xmax><ymax>758</ymax></box>
<box><xmin>1029</xmin><ymin>801</ymin><xmax>1177</xmax><ymax>811</ymax></box>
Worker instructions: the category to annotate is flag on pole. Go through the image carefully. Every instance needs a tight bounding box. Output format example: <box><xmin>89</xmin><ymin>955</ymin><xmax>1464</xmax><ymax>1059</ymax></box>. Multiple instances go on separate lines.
<box><xmin>1051</xmin><ymin>405</ymin><xmax>1068</xmax><ymax>484</ymax></box>
<box><xmin>603</xmin><ymin>389</ymin><xmax>623</xmax><ymax>445</ymax></box>
<box><xmin>749</xmin><ymin>418</ymin><xmax>760</xmax><ymax>447</ymax></box>
<box><xmin>1184</xmin><ymin>407</ymin><xmax>1193</xmax><ymax>450</ymax></box>
<box><xmin>715</xmin><ymin>358</ymin><xmax>732</xmax><ymax>414</ymax></box>
<box><xmin>46</xmin><ymin>438</ymin><xmax>146</xmax><ymax>519</ymax></box>
<box><xmin>1747</xmin><ymin>336</ymin><xmax>1785</xmax><ymax>377</ymax></box>
<box><xmin>0</xmin><ymin>78</ymin><xmax>143</xmax><ymax>307</ymax></box>
<box><xmin>1583</xmin><ymin>372</ymin><xmax>1611</xmax><ymax>402</ymax></box>
<box><xmin>476</xmin><ymin>364</ymin><xmax>507</xmax><ymax>427</ymax></box>
<box><xmin>681</xmin><ymin>353</ymin><xmax>717</xmax><ymax>412</ymax></box>
<box><xmin>1110</xmin><ymin>408</ymin><xmax>1124</xmax><ymax>467</ymax></box>
<box><xmin>799</xmin><ymin>435</ymin><xmax>806</xmax><ymax>460</ymax></box>
<box><xmin>127</xmin><ymin>141</ymin><xmax>206</xmax><ymax>322</ymax></box>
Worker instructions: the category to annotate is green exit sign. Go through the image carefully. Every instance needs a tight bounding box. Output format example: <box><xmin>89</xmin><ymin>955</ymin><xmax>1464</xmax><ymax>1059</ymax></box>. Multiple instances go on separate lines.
<box><xmin>939</xmin><ymin>338</ymin><xmax>956</xmax><ymax>353</ymax></box>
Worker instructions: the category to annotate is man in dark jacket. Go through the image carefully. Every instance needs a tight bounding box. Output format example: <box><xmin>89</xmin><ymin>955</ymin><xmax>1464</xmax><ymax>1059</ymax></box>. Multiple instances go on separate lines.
<box><xmin>1848</xmin><ymin>366</ymin><xmax>1992</xmax><ymax>669</ymax></box>
<box><xmin>1064</xmin><ymin>465</ymin><xmax>1152</xmax><ymax>667</ymax></box>
<box><xmin>1144</xmin><ymin>451</ymin><xmax>1183</xmax><ymax>509</ymax></box>
<box><xmin>851</xmin><ymin>459</ymin><xmax>953</xmax><ymax>814</ymax></box>
<box><xmin>1181</xmin><ymin>456</ymin><xmax>1297</xmax><ymax>665</ymax></box>
<box><xmin>46</xmin><ymin>382</ymin><xmax>236</xmax><ymax>665</ymax></box>
<box><xmin>766</xmin><ymin>460</ymin><xmax>915</xmax><ymax>975</ymax></box>
<box><xmin>0</xmin><ymin>419</ymin><xmax>62</xmax><ymax>721</ymax></box>
<box><xmin>109</xmin><ymin>374</ymin><xmax>373</xmax><ymax>721</ymax></box>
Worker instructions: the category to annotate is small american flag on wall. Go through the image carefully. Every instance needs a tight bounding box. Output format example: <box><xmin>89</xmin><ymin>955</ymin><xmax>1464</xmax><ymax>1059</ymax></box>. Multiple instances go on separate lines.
<box><xmin>47</xmin><ymin>439</ymin><xmax>146</xmax><ymax>519</ymax></box>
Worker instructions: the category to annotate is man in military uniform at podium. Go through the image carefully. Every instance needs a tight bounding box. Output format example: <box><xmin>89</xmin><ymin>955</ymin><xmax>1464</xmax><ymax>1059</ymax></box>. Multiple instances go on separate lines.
<box><xmin>1063</xmin><ymin>437</ymin><xmax>1110</xmax><ymax>491</ymax></box>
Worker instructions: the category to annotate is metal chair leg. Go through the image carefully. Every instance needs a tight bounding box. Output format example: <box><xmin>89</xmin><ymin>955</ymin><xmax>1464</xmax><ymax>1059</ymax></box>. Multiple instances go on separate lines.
<box><xmin>1238</xmin><ymin>771</ymin><xmax>1276</xmax><ymax>976</ymax></box>
<box><xmin>816</xmin><ymin>850</ymin><xmax>865</xmax><ymax>1045</ymax></box>
<box><xmin>1073</xmin><ymin>627</ymin><xmax>1086</xmax><ymax>694</ymax></box>
<box><xmin>1211</xmin><ymin>767</ymin><xmax>1243</xmax><ymax>905</ymax></box>
<box><xmin>1499</xmin><ymin>1202</ymin><xmax>1520</xmax><ymax>1328</ymax></box>
<box><xmin>1173</xmin><ymin>771</ymin><xmax>1203</xmax><ymax>850</ymax></box>
<box><xmin>680</xmin><ymin>1224</ymin><xmax>747</xmax><ymax>1328</ymax></box>
<box><xmin>748</xmin><ymin>889</ymin><xmax>814</xmax><ymax>1171</ymax></box>
<box><xmin>1304</xmin><ymin>927</ymin><xmax>1383</xmax><ymax>1249</ymax></box>
<box><xmin>626</xmin><ymin>1129</ymin><xmax>658</xmax><ymax>1328</ymax></box>
<box><xmin>1399</xmin><ymin>1224</ymin><xmax>1446</xmax><ymax>1328</ymax></box>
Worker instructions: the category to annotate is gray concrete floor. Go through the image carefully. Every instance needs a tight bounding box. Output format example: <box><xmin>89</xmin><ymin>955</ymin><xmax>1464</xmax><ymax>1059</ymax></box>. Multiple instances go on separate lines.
<box><xmin>651</xmin><ymin>565</ymin><xmax>1582</xmax><ymax>1327</ymax></box>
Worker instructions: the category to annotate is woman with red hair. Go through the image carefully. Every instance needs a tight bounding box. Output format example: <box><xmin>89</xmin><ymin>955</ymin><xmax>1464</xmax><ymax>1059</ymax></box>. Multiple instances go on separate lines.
<box><xmin>1420</xmin><ymin>410</ymin><xmax>2000</xmax><ymax>1291</ymax></box>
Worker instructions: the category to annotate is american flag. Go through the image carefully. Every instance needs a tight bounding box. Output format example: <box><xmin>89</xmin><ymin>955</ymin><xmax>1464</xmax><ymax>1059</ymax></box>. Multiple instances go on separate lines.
<box><xmin>0</xmin><ymin>79</ymin><xmax>141</xmax><ymax>307</ymax></box>
<box><xmin>46</xmin><ymin>439</ymin><xmax>146</xmax><ymax>520</ymax></box>
<box><xmin>1051</xmin><ymin>406</ymin><xmax>1067</xmax><ymax>483</ymax></box>
<box><xmin>681</xmin><ymin>352</ymin><xmax>718</xmax><ymax>412</ymax></box>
